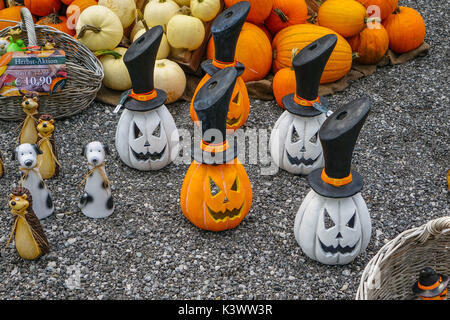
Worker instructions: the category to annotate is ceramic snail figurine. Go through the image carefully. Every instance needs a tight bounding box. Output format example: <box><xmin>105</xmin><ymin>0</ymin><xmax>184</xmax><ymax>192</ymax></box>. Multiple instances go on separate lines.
<box><xmin>13</xmin><ymin>143</ymin><xmax>54</xmax><ymax>220</ymax></box>
<box><xmin>190</xmin><ymin>2</ymin><xmax>251</xmax><ymax>131</ymax></box>
<box><xmin>181</xmin><ymin>67</ymin><xmax>253</xmax><ymax>231</ymax></box>
<box><xmin>413</xmin><ymin>267</ymin><xmax>448</xmax><ymax>300</ymax></box>
<box><xmin>79</xmin><ymin>141</ymin><xmax>114</xmax><ymax>219</ymax></box>
<box><xmin>270</xmin><ymin>34</ymin><xmax>337</xmax><ymax>176</ymax></box>
<box><xmin>6</xmin><ymin>187</ymin><xmax>50</xmax><ymax>260</ymax></box>
<box><xmin>115</xmin><ymin>26</ymin><xmax>179</xmax><ymax>171</ymax></box>
<box><xmin>36</xmin><ymin>114</ymin><xmax>60</xmax><ymax>179</ymax></box>
<box><xmin>19</xmin><ymin>94</ymin><xmax>40</xmax><ymax>145</ymax></box>
<box><xmin>294</xmin><ymin>98</ymin><xmax>372</xmax><ymax>265</ymax></box>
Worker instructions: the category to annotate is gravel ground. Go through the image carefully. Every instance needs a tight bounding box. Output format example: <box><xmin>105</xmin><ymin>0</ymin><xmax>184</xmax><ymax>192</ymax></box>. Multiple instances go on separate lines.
<box><xmin>0</xmin><ymin>0</ymin><xmax>448</xmax><ymax>300</ymax></box>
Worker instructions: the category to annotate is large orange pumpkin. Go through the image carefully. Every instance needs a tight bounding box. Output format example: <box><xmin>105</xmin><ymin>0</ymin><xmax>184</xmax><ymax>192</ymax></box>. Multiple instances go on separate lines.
<box><xmin>180</xmin><ymin>160</ymin><xmax>253</xmax><ymax>232</ymax></box>
<box><xmin>347</xmin><ymin>25</ymin><xmax>389</xmax><ymax>65</ymax></box>
<box><xmin>0</xmin><ymin>1</ymin><xmax>4</xmax><ymax>10</ymax></box>
<box><xmin>318</xmin><ymin>0</ymin><xmax>368</xmax><ymax>37</ymax></box>
<box><xmin>382</xmin><ymin>6</ymin><xmax>426</xmax><ymax>54</ymax></box>
<box><xmin>37</xmin><ymin>14</ymin><xmax>76</xmax><ymax>36</ymax></box>
<box><xmin>273</xmin><ymin>67</ymin><xmax>295</xmax><ymax>109</ymax></box>
<box><xmin>356</xmin><ymin>0</ymin><xmax>398</xmax><ymax>21</ymax></box>
<box><xmin>61</xmin><ymin>0</ymin><xmax>76</xmax><ymax>4</ymax></box>
<box><xmin>67</xmin><ymin>0</ymin><xmax>98</xmax><ymax>27</ymax></box>
<box><xmin>25</xmin><ymin>0</ymin><xmax>61</xmax><ymax>17</ymax></box>
<box><xmin>0</xmin><ymin>6</ymin><xmax>26</xmax><ymax>31</ymax></box>
<box><xmin>272</xmin><ymin>24</ymin><xmax>352</xmax><ymax>83</ymax></box>
<box><xmin>224</xmin><ymin>0</ymin><xmax>272</xmax><ymax>24</ymax></box>
<box><xmin>265</xmin><ymin>0</ymin><xmax>308</xmax><ymax>34</ymax></box>
<box><xmin>207</xmin><ymin>22</ymin><xmax>272</xmax><ymax>82</ymax></box>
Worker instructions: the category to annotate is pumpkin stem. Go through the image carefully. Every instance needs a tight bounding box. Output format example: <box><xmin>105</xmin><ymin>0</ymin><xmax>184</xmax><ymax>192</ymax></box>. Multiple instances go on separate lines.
<box><xmin>352</xmin><ymin>52</ymin><xmax>360</xmax><ymax>60</ymax></box>
<box><xmin>78</xmin><ymin>24</ymin><xmax>102</xmax><ymax>39</ymax></box>
<box><xmin>156</xmin><ymin>61</ymin><xmax>166</xmax><ymax>68</ymax></box>
<box><xmin>364</xmin><ymin>17</ymin><xmax>381</xmax><ymax>24</ymax></box>
<box><xmin>42</xmin><ymin>13</ymin><xmax>63</xmax><ymax>25</ymax></box>
<box><xmin>394</xmin><ymin>7</ymin><xmax>401</xmax><ymax>14</ymax></box>
<box><xmin>179</xmin><ymin>6</ymin><xmax>192</xmax><ymax>16</ymax></box>
<box><xmin>95</xmin><ymin>50</ymin><xmax>122</xmax><ymax>59</ymax></box>
<box><xmin>136</xmin><ymin>9</ymin><xmax>149</xmax><ymax>32</ymax></box>
<box><xmin>275</xmin><ymin>8</ymin><xmax>289</xmax><ymax>23</ymax></box>
<box><xmin>290</xmin><ymin>48</ymin><xmax>299</xmax><ymax>70</ymax></box>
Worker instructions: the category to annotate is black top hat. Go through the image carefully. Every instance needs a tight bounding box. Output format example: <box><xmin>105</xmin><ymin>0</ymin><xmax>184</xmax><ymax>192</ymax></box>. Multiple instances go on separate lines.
<box><xmin>284</xmin><ymin>34</ymin><xmax>337</xmax><ymax>117</ymax></box>
<box><xmin>192</xmin><ymin>67</ymin><xmax>238</xmax><ymax>164</ymax></box>
<box><xmin>412</xmin><ymin>267</ymin><xmax>449</xmax><ymax>298</ymax></box>
<box><xmin>308</xmin><ymin>97</ymin><xmax>371</xmax><ymax>198</ymax></box>
<box><xmin>122</xmin><ymin>26</ymin><xmax>166</xmax><ymax>112</ymax></box>
<box><xmin>201</xmin><ymin>1</ymin><xmax>249</xmax><ymax>77</ymax></box>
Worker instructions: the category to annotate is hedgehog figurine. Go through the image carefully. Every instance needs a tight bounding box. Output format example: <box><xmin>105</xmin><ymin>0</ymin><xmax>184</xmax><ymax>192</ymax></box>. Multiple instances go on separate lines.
<box><xmin>36</xmin><ymin>114</ymin><xmax>60</xmax><ymax>179</ymax></box>
<box><xmin>19</xmin><ymin>94</ymin><xmax>40</xmax><ymax>145</ymax></box>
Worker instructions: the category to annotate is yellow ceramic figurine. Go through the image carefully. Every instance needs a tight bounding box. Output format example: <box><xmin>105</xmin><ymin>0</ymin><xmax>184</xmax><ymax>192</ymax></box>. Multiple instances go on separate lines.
<box><xmin>19</xmin><ymin>94</ymin><xmax>39</xmax><ymax>145</ymax></box>
<box><xmin>37</xmin><ymin>114</ymin><xmax>59</xmax><ymax>179</ymax></box>
<box><xmin>6</xmin><ymin>187</ymin><xmax>50</xmax><ymax>260</ymax></box>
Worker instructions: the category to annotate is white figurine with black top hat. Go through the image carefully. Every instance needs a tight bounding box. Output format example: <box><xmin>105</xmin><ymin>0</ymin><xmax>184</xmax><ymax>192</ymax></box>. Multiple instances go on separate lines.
<box><xmin>294</xmin><ymin>98</ymin><xmax>372</xmax><ymax>265</ymax></box>
<box><xmin>413</xmin><ymin>267</ymin><xmax>448</xmax><ymax>300</ymax></box>
<box><xmin>115</xmin><ymin>26</ymin><xmax>179</xmax><ymax>171</ymax></box>
<box><xmin>270</xmin><ymin>34</ymin><xmax>337</xmax><ymax>176</ymax></box>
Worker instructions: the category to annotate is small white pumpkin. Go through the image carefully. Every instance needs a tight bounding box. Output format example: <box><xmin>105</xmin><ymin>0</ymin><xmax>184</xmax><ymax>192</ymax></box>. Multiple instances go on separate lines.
<box><xmin>167</xmin><ymin>14</ymin><xmax>205</xmax><ymax>51</ymax></box>
<box><xmin>133</xmin><ymin>30</ymin><xmax>170</xmax><ymax>60</ymax></box>
<box><xmin>154</xmin><ymin>59</ymin><xmax>186</xmax><ymax>104</ymax></box>
<box><xmin>130</xmin><ymin>21</ymin><xmax>144</xmax><ymax>41</ymax></box>
<box><xmin>76</xmin><ymin>5</ymin><xmax>123</xmax><ymax>51</ymax></box>
<box><xmin>144</xmin><ymin>0</ymin><xmax>180</xmax><ymax>32</ymax></box>
<box><xmin>99</xmin><ymin>47</ymin><xmax>132</xmax><ymax>91</ymax></box>
<box><xmin>98</xmin><ymin>0</ymin><xmax>137</xmax><ymax>28</ymax></box>
<box><xmin>190</xmin><ymin>0</ymin><xmax>221</xmax><ymax>22</ymax></box>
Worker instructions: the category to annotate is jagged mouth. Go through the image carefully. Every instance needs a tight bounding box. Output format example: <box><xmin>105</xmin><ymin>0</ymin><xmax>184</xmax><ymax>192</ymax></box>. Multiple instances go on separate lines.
<box><xmin>207</xmin><ymin>202</ymin><xmax>244</xmax><ymax>221</ymax></box>
<box><xmin>130</xmin><ymin>146</ymin><xmax>166</xmax><ymax>162</ymax></box>
<box><xmin>319</xmin><ymin>238</ymin><xmax>359</xmax><ymax>255</ymax></box>
<box><xmin>226</xmin><ymin>116</ymin><xmax>241</xmax><ymax>126</ymax></box>
<box><xmin>286</xmin><ymin>151</ymin><xmax>320</xmax><ymax>166</ymax></box>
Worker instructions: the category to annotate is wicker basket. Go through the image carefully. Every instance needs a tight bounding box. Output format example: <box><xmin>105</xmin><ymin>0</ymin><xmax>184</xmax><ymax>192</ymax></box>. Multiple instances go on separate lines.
<box><xmin>356</xmin><ymin>216</ymin><xmax>450</xmax><ymax>300</ymax></box>
<box><xmin>0</xmin><ymin>8</ymin><xmax>103</xmax><ymax>121</ymax></box>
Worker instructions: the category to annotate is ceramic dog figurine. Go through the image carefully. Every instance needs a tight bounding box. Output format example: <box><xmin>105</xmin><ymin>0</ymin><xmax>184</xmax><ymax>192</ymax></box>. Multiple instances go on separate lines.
<box><xmin>37</xmin><ymin>114</ymin><xmax>60</xmax><ymax>179</ymax></box>
<box><xmin>19</xmin><ymin>94</ymin><xmax>39</xmax><ymax>145</ymax></box>
<box><xmin>6</xmin><ymin>187</ymin><xmax>50</xmax><ymax>260</ymax></box>
<box><xmin>13</xmin><ymin>143</ymin><xmax>54</xmax><ymax>220</ymax></box>
<box><xmin>79</xmin><ymin>141</ymin><xmax>114</xmax><ymax>219</ymax></box>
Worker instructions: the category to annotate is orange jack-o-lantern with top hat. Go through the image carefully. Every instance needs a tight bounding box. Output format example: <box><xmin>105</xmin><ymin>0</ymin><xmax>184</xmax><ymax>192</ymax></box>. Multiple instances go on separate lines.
<box><xmin>413</xmin><ymin>267</ymin><xmax>448</xmax><ymax>300</ymax></box>
<box><xmin>190</xmin><ymin>1</ymin><xmax>251</xmax><ymax>131</ymax></box>
<box><xmin>181</xmin><ymin>67</ymin><xmax>252</xmax><ymax>232</ymax></box>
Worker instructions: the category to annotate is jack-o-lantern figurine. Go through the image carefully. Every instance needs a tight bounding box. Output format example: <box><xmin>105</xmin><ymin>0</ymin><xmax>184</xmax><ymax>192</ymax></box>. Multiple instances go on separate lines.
<box><xmin>294</xmin><ymin>97</ymin><xmax>372</xmax><ymax>265</ymax></box>
<box><xmin>115</xmin><ymin>26</ymin><xmax>179</xmax><ymax>171</ymax></box>
<box><xmin>270</xmin><ymin>34</ymin><xmax>337</xmax><ymax>176</ymax></box>
<box><xmin>413</xmin><ymin>267</ymin><xmax>448</xmax><ymax>300</ymax></box>
<box><xmin>181</xmin><ymin>67</ymin><xmax>253</xmax><ymax>231</ymax></box>
<box><xmin>189</xmin><ymin>1</ymin><xmax>251</xmax><ymax>131</ymax></box>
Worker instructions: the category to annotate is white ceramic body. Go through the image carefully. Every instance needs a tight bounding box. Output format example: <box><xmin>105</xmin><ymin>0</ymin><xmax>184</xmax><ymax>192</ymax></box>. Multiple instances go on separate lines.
<box><xmin>21</xmin><ymin>168</ymin><xmax>54</xmax><ymax>220</ymax></box>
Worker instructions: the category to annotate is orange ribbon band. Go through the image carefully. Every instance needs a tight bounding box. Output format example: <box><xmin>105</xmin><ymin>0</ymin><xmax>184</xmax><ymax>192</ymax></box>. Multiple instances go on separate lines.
<box><xmin>201</xmin><ymin>140</ymin><xmax>229</xmax><ymax>153</ymax></box>
<box><xmin>212</xmin><ymin>59</ymin><xmax>237</xmax><ymax>69</ymax></box>
<box><xmin>294</xmin><ymin>95</ymin><xmax>321</xmax><ymax>107</ymax></box>
<box><xmin>321</xmin><ymin>169</ymin><xmax>353</xmax><ymax>187</ymax></box>
<box><xmin>418</xmin><ymin>277</ymin><xmax>442</xmax><ymax>291</ymax></box>
<box><xmin>129</xmin><ymin>89</ymin><xmax>157</xmax><ymax>102</ymax></box>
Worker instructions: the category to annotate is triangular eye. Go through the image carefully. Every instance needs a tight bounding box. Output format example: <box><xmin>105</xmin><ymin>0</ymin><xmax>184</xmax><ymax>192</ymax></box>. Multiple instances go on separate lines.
<box><xmin>153</xmin><ymin>122</ymin><xmax>161</xmax><ymax>137</ymax></box>
<box><xmin>230</xmin><ymin>177</ymin><xmax>239</xmax><ymax>191</ymax></box>
<box><xmin>232</xmin><ymin>92</ymin><xmax>241</xmax><ymax>105</ymax></box>
<box><xmin>291</xmin><ymin>126</ymin><xmax>301</xmax><ymax>143</ymax></box>
<box><xmin>209</xmin><ymin>178</ymin><xmax>220</xmax><ymax>196</ymax></box>
<box><xmin>309</xmin><ymin>132</ymin><xmax>318</xmax><ymax>144</ymax></box>
<box><xmin>133</xmin><ymin>123</ymin><xmax>143</xmax><ymax>139</ymax></box>
<box><xmin>324</xmin><ymin>209</ymin><xmax>335</xmax><ymax>230</ymax></box>
<box><xmin>346</xmin><ymin>212</ymin><xmax>356</xmax><ymax>229</ymax></box>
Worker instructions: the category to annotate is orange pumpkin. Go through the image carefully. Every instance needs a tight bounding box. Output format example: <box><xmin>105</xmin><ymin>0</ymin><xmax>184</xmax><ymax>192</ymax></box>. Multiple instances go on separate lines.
<box><xmin>0</xmin><ymin>1</ymin><xmax>4</xmax><ymax>10</ymax></box>
<box><xmin>265</xmin><ymin>0</ymin><xmax>308</xmax><ymax>34</ymax></box>
<box><xmin>61</xmin><ymin>0</ymin><xmax>76</xmax><ymax>4</ymax></box>
<box><xmin>207</xmin><ymin>22</ymin><xmax>272</xmax><ymax>82</ymax></box>
<box><xmin>67</xmin><ymin>0</ymin><xmax>98</xmax><ymax>27</ymax></box>
<box><xmin>272</xmin><ymin>24</ymin><xmax>352</xmax><ymax>83</ymax></box>
<box><xmin>180</xmin><ymin>160</ymin><xmax>253</xmax><ymax>231</ymax></box>
<box><xmin>382</xmin><ymin>6</ymin><xmax>425</xmax><ymax>54</ymax></box>
<box><xmin>24</xmin><ymin>0</ymin><xmax>61</xmax><ymax>17</ymax></box>
<box><xmin>0</xmin><ymin>6</ymin><xmax>27</xmax><ymax>31</ymax></box>
<box><xmin>347</xmin><ymin>25</ymin><xmax>389</xmax><ymax>65</ymax></box>
<box><xmin>256</xmin><ymin>23</ymin><xmax>272</xmax><ymax>43</ymax></box>
<box><xmin>224</xmin><ymin>0</ymin><xmax>272</xmax><ymax>24</ymax></box>
<box><xmin>273</xmin><ymin>67</ymin><xmax>295</xmax><ymax>109</ymax></box>
<box><xmin>356</xmin><ymin>0</ymin><xmax>398</xmax><ymax>20</ymax></box>
<box><xmin>318</xmin><ymin>0</ymin><xmax>368</xmax><ymax>37</ymax></box>
<box><xmin>37</xmin><ymin>14</ymin><xmax>76</xmax><ymax>36</ymax></box>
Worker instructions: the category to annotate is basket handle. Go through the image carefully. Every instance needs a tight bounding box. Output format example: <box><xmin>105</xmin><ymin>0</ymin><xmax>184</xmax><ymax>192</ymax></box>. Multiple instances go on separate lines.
<box><xmin>415</xmin><ymin>216</ymin><xmax>450</xmax><ymax>243</ymax></box>
<box><xmin>20</xmin><ymin>7</ymin><xmax>37</xmax><ymax>47</ymax></box>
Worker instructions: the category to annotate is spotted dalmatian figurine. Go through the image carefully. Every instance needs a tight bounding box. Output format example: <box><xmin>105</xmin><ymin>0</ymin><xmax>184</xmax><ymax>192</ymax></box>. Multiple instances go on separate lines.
<box><xmin>13</xmin><ymin>143</ymin><xmax>54</xmax><ymax>220</ymax></box>
<box><xmin>79</xmin><ymin>141</ymin><xmax>114</xmax><ymax>219</ymax></box>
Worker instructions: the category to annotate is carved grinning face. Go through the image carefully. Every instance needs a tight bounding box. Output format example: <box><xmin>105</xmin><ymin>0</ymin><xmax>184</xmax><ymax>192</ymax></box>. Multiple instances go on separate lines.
<box><xmin>226</xmin><ymin>77</ymin><xmax>250</xmax><ymax>130</ymax></box>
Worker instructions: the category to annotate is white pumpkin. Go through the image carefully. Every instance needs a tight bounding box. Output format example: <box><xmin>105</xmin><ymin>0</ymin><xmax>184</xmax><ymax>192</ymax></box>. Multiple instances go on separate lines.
<box><xmin>133</xmin><ymin>31</ymin><xmax>170</xmax><ymax>60</ymax></box>
<box><xmin>167</xmin><ymin>14</ymin><xmax>205</xmax><ymax>51</ymax></box>
<box><xmin>130</xmin><ymin>21</ymin><xmax>144</xmax><ymax>41</ymax></box>
<box><xmin>115</xmin><ymin>106</ymin><xmax>180</xmax><ymax>171</ymax></box>
<box><xmin>144</xmin><ymin>0</ymin><xmax>180</xmax><ymax>32</ymax></box>
<box><xmin>154</xmin><ymin>59</ymin><xmax>186</xmax><ymax>104</ymax></box>
<box><xmin>294</xmin><ymin>190</ymin><xmax>371</xmax><ymax>265</ymax></box>
<box><xmin>76</xmin><ymin>5</ymin><xmax>123</xmax><ymax>51</ymax></box>
<box><xmin>98</xmin><ymin>0</ymin><xmax>137</xmax><ymax>28</ymax></box>
<box><xmin>190</xmin><ymin>0</ymin><xmax>221</xmax><ymax>22</ymax></box>
<box><xmin>99</xmin><ymin>47</ymin><xmax>132</xmax><ymax>91</ymax></box>
<box><xmin>270</xmin><ymin>112</ymin><xmax>326</xmax><ymax>175</ymax></box>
